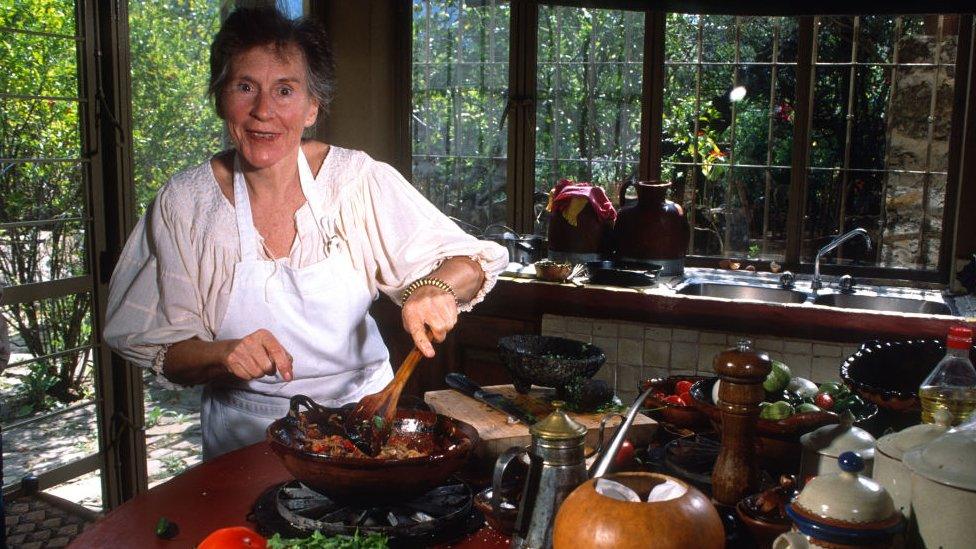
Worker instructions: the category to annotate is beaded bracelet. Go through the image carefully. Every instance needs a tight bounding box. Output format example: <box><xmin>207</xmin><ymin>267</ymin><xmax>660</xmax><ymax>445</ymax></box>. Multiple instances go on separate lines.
<box><xmin>401</xmin><ymin>276</ymin><xmax>458</xmax><ymax>304</ymax></box>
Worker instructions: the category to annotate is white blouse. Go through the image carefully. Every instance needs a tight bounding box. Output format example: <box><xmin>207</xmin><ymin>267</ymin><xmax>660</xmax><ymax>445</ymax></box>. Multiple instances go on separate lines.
<box><xmin>104</xmin><ymin>146</ymin><xmax>508</xmax><ymax>373</ymax></box>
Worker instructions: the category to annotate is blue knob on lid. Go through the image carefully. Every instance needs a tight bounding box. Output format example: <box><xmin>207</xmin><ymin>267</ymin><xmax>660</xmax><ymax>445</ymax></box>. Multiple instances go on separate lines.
<box><xmin>838</xmin><ymin>451</ymin><xmax>864</xmax><ymax>473</ymax></box>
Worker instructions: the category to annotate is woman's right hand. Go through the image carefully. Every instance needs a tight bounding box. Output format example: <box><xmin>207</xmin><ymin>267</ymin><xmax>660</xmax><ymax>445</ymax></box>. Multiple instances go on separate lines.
<box><xmin>221</xmin><ymin>329</ymin><xmax>294</xmax><ymax>381</ymax></box>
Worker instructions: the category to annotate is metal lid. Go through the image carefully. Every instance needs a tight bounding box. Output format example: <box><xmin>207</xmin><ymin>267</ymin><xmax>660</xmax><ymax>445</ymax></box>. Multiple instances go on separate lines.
<box><xmin>530</xmin><ymin>401</ymin><xmax>587</xmax><ymax>440</ymax></box>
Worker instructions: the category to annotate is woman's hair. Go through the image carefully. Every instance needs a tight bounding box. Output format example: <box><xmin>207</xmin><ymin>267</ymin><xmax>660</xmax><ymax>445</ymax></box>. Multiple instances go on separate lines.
<box><xmin>208</xmin><ymin>7</ymin><xmax>336</xmax><ymax>118</ymax></box>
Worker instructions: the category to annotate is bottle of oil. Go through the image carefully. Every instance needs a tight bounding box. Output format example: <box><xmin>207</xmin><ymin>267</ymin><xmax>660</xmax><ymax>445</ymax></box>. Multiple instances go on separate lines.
<box><xmin>919</xmin><ymin>325</ymin><xmax>976</xmax><ymax>425</ymax></box>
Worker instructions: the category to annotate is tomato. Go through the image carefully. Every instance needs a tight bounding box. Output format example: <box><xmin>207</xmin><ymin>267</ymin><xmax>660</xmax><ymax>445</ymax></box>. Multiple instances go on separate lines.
<box><xmin>678</xmin><ymin>390</ymin><xmax>692</xmax><ymax>405</ymax></box>
<box><xmin>814</xmin><ymin>392</ymin><xmax>834</xmax><ymax>411</ymax></box>
<box><xmin>652</xmin><ymin>391</ymin><xmax>667</xmax><ymax>401</ymax></box>
<box><xmin>613</xmin><ymin>438</ymin><xmax>636</xmax><ymax>469</ymax></box>
<box><xmin>663</xmin><ymin>394</ymin><xmax>686</xmax><ymax>407</ymax></box>
<box><xmin>674</xmin><ymin>380</ymin><xmax>694</xmax><ymax>395</ymax></box>
<box><xmin>198</xmin><ymin>527</ymin><xmax>266</xmax><ymax>549</ymax></box>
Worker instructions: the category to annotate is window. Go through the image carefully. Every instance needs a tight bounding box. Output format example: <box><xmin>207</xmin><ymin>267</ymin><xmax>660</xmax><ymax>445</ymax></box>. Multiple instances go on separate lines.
<box><xmin>411</xmin><ymin>0</ymin><xmax>510</xmax><ymax>232</ymax></box>
<box><xmin>409</xmin><ymin>3</ymin><xmax>973</xmax><ymax>281</ymax></box>
<box><xmin>535</xmin><ymin>5</ymin><xmax>644</xmax><ymax>231</ymax></box>
<box><xmin>1</xmin><ymin>0</ymin><xmax>103</xmax><ymax>507</ymax></box>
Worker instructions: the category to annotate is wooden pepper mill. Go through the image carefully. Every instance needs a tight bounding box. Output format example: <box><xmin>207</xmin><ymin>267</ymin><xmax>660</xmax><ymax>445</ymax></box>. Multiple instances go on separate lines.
<box><xmin>711</xmin><ymin>339</ymin><xmax>772</xmax><ymax>506</ymax></box>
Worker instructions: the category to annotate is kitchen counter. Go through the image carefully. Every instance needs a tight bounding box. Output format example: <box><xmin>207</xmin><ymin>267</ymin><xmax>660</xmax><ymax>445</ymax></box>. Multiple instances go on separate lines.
<box><xmin>67</xmin><ymin>442</ymin><xmax>508</xmax><ymax>548</ymax></box>
<box><xmin>473</xmin><ymin>268</ymin><xmax>973</xmax><ymax>344</ymax></box>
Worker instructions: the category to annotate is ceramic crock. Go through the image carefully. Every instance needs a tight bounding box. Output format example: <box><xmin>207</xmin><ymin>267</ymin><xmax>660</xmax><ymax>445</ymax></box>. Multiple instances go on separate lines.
<box><xmin>903</xmin><ymin>418</ymin><xmax>976</xmax><ymax>549</ymax></box>
<box><xmin>798</xmin><ymin>412</ymin><xmax>875</xmax><ymax>486</ymax></box>
<box><xmin>873</xmin><ymin>409</ymin><xmax>950</xmax><ymax>518</ymax></box>
<box><xmin>775</xmin><ymin>452</ymin><xmax>902</xmax><ymax>549</ymax></box>
<box><xmin>612</xmin><ymin>180</ymin><xmax>689</xmax><ymax>276</ymax></box>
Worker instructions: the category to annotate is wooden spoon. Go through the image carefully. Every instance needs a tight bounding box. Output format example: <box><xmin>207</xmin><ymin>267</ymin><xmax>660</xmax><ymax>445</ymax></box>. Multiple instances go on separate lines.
<box><xmin>344</xmin><ymin>330</ymin><xmax>431</xmax><ymax>456</ymax></box>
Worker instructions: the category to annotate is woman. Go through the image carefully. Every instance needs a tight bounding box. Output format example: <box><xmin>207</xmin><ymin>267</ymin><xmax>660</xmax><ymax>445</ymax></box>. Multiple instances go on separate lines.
<box><xmin>105</xmin><ymin>7</ymin><xmax>507</xmax><ymax>460</ymax></box>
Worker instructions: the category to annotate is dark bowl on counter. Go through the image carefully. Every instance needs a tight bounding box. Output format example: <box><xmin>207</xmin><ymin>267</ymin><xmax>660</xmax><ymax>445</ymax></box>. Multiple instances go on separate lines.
<box><xmin>841</xmin><ymin>339</ymin><xmax>976</xmax><ymax>414</ymax></box>
<box><xmin>688</xmin><ymin>377</ymin><xmax>878</xmax><ymax>475</ymax></box>
<box><xmin>639</xmin><ymin>375</ymin><xmax>711</xmax><ymax>430</ymax></box>
<box><xmin>498</xmin><ymin>335</ymin><xmax>606</xmax><ymax>394</ymax></box>
<box><xmin>267</xmin><ymin>395</ymin><xmax>479</xmax><ymax>504</ymax></box>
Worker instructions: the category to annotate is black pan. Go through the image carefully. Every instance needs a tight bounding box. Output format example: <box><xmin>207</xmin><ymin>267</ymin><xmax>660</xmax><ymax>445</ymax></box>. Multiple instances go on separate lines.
<box><xmin>585</xmin><ymin>260</ymin><xmax>662</xmax><ymax>287</ymax></box>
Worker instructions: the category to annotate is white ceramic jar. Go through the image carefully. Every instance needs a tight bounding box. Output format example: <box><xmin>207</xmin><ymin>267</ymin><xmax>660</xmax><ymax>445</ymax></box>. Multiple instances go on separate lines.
<box><xmin>775</xmin><ymin>452</ymin><xmax>902</xmax><ymax>549</ymax></box>
<box><xmin>873</xmin><ymin>410</ymin><xmax>950</xmax><ymax>519</ymax></box>
<box><xmin>903</xmin><ymin>419</ymin><xmax>976</xmax><ymax>549</ymax></box>
<box><xmin>799</xmin><ymin>413</ymin><xmax>876</xmax><ymax>486</ymax></box>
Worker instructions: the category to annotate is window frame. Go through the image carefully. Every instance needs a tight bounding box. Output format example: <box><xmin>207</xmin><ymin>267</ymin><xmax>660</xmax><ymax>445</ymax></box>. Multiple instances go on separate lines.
<box><xmin>407</xmin><ymin>1</ymin><xmax>976</xmax><ymax>283</ymax></box>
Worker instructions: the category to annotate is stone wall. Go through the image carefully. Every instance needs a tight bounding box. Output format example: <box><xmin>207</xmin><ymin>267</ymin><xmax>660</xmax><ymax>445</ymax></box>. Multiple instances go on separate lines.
<box><xmin>881</xmin><ymin>33</ymin><xmax>957</xmax><ymax>268</ymax></box>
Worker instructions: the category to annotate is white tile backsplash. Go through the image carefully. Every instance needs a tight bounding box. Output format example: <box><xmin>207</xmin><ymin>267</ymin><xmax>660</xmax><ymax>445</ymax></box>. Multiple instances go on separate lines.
<box><xmin>539</xmin><ymin>314</ymin><xmax>859</xmax><ymax>386</ymax></box>
<box><xmin>618</xmin><ymin>338</ymin><xmax>643</xmax><ymax>366</ymax></box>
<box><xmin>643</xmin><ymin>340</ymin><xmax>671</xmax><ymax>369</ymax></box>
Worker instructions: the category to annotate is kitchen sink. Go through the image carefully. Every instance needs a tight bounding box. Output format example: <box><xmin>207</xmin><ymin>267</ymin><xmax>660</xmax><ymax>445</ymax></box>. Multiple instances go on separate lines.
<box><xmin>677</xmin><ymin>282</ymin><xmax>808</xmax><ymax>304</ymax></box>
<box><xmin>812</xmin><ymin>293</ymin><xmax>951</xmax><ymax>315</ymax></box>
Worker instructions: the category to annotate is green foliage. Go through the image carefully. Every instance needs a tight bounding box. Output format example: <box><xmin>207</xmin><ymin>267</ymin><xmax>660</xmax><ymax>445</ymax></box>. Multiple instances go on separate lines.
<box><xmin>1</xmin><ymin>1</ymin><xmax>94</xmax><ymax>405</ymax></box>
<box><xmin>266</xmin><ymin>530</ymin><xmax>388</xmax><ymax>549</ymax></box>
<box><xmin>129</xmin><ymin>0</ymin><xmax>226</xmax><ymax>214</ymax></box>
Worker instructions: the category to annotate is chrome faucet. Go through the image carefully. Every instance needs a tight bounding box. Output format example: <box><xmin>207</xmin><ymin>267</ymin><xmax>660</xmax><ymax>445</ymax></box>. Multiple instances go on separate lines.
<box><xmin>811</xmin><ymin>228</ymin><xmax>872</xmax><ymax>291</ymax></box>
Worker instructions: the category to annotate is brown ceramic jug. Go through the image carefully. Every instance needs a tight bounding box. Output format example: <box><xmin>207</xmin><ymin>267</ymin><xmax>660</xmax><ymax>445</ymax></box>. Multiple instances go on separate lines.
<box><xmin>613</xmin><ymin>180</ymin><xmax>689</xmax><ymax>275</ymax></box>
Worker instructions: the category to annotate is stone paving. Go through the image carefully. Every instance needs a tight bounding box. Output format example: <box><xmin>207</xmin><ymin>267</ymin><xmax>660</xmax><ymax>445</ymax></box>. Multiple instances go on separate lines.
<box><xmin>3</xmin><ymin>373</ymin><xmax>204</xmax><ymax>512</ymax></box>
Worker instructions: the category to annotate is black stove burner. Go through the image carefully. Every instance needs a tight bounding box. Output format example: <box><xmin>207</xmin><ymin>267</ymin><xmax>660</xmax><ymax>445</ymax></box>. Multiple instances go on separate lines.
<box><xmin>250</xmin><ymin>478</ymin><xmax>482</xmax><ymax>547</ymax></box>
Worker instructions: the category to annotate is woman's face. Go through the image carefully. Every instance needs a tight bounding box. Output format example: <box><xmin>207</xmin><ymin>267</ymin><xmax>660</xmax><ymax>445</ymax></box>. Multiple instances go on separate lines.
<box><xmin>221</xmin><ymin>44</ymin><xmax>319</xmax><ymax>172</ymax></box>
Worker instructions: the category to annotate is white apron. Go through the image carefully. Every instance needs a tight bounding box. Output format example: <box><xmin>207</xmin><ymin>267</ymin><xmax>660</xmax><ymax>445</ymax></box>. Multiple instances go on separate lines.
<box><xmin>201</xmin><ymin>149</ymin><xmax>394</xmax><ymax>460</ymax></box>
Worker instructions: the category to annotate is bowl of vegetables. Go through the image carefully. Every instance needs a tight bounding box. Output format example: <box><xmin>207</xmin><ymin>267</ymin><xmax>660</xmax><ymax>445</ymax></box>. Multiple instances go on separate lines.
<box><xmin>688</xmin><ymin>362</ymin><xmax>877</xmax><ymax>473</ymax></box>
<box><xmin>689</xmin><ymin>364</ymin><xmax>877</xmax><ymax>441</ymax></box>
<box><xmin>639</xmin><ymin>375</ymin><xmax>711</xmax><ymax>429</ymax></box>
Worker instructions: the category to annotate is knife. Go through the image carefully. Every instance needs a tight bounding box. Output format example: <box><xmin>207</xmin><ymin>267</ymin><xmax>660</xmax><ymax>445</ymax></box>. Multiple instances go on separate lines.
<box><xmin>445</xmin><ymin>372</ymin><xmax>538</xmax><ymax>425</ymax></box>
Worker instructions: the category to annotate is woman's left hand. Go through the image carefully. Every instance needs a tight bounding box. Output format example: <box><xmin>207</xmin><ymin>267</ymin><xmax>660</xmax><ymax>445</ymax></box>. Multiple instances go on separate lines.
<box><xmin>401</xmin><ymin>285</ymin><xmax>458</xmax><ymax>358</ymax></box>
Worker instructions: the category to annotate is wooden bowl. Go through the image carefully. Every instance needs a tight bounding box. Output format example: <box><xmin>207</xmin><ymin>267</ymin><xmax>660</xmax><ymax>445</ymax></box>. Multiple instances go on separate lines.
<box><xmin>553</xmin><ymin>472</ymin><xmax>724</xmax><ymax>549</ymax></box>
<box><xmin>534</xmin><ymin>260</ymin><xmax>574</xmax><ymax>282</ymax></box>
<box><xmin>639</xmin><ymin>375</ymin><xmax>711</xmax><ymax>429</ymax></box>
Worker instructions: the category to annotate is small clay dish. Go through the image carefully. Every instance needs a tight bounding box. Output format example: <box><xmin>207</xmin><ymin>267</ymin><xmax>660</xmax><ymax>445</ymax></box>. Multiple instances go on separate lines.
<box><xmin>474</xmin><ymin>487</ymin><xmax>518</xmax><ymax>535</ymax></box>
<box><xmin>639</xmin><ymin>375</ymin><xmax>710</xmax><ymax>430</ymax></box>
<box><xmin>534</xmin><ymin>259</ymin><xmax>575</xmax><ymax>282</ymax></box>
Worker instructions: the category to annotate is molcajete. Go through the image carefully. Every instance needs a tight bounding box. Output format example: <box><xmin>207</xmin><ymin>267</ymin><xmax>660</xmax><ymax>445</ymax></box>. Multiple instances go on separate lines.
<box><xmin>613</xmin><ymin>180</ymin><xmax>689</xmax><ymax>276</ymax></box>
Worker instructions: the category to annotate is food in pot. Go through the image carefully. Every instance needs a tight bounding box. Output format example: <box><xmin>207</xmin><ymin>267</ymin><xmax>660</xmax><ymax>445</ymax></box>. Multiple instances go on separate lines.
<box><xmin>298</xmin><ymin>412</ymin><xmax>428</xmax><ymax>459</ymax></box>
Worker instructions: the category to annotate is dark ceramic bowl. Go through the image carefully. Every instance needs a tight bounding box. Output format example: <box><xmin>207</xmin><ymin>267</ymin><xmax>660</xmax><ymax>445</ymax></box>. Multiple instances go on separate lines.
<box><xmin>639</xmin><ymin>375</ymin><xmax>711</xmax><ymax>429</ymax></box>
<box><xmin>841</xmin><ymin>339</ymin><xmax>976</xmax><ymax>413</ymax></box>
<box><xmin>498</xmin><ymin>335</ymin><xmax>606</xmax><ymax>393</ymax></box>
<box><xmin>267</xmin><ymin>395</ymin><xmax>479</xmax><ymax>503</ymax></box>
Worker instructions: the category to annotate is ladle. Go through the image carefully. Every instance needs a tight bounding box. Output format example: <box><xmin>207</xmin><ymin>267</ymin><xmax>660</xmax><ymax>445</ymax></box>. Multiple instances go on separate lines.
<box><xmin>344</xmin><ymin>329</ymin><xmax>432</xmax><ymax>455</ymax></box>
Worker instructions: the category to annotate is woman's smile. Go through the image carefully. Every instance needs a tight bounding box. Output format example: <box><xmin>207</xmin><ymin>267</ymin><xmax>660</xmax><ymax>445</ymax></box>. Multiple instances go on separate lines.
<box><xmin>221</xmin><ymin>44</ymin><xmax>319</xmax><ymax>172</ymax></box>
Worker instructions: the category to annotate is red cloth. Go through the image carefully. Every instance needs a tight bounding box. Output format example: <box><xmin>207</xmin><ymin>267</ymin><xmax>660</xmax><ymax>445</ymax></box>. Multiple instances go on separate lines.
<box><xmin>548</xmin><ymin>179</ymin><xmax>617</xmax><ymax>223</ymax></box>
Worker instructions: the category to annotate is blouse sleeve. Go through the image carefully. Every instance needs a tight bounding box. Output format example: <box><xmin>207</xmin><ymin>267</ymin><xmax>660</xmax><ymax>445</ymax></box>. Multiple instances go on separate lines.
<box><xmin>103</xmin><ymin>183</ymin><xmax>210</xmax><ymax>373</ymax></box>
<box><xmin>358</xmin><ymin>160</ymin><xmax>508</xmax><ymax>311</ymax></box>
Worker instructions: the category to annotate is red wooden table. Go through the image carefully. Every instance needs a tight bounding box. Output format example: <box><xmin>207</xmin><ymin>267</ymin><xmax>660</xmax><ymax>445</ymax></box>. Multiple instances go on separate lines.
<box><xmin>68</xmin><ymin>442</ymin><xmax>509</xmax><ymax>548</ymax></box>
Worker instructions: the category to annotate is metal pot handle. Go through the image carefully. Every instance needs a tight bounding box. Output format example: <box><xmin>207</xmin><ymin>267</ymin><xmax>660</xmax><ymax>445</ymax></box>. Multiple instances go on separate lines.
<box><xmin>594</xmin><ymin>412</ymin><xmax>626</xmax><ymax>457</ymax></box>
<box><xmin>288</xmin><ymin>394</ymin><xmax>329</xmax><ymax>419</ymax></box>
<box><xmin>492</xmin><ymin>446</ymin><xmax>528</xmax><ymax>518</ymax></box>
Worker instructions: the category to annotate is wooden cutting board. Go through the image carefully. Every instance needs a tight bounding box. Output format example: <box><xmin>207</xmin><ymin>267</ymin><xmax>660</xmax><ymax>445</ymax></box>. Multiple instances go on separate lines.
<box><xmin>424</xmin><ymin>385</ymin><xmax>657</xmax><ymax>463</ymax></box>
